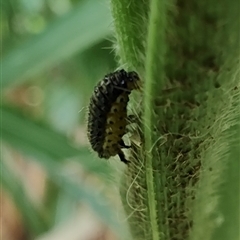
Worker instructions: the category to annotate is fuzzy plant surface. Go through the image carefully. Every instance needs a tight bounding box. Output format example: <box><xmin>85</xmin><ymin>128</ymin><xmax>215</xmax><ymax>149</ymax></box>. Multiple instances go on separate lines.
<box><xmin>110</xmin><ymin>0</ymin><xmax>240</xmax><ymax>240</ymax></box>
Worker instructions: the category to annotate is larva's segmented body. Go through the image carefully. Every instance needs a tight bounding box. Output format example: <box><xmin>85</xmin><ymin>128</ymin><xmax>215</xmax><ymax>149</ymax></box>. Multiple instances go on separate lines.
<box><xmin>87</xmin><ymin>69</ymin><xmax>140</xmax><ymax>164</ymax></box>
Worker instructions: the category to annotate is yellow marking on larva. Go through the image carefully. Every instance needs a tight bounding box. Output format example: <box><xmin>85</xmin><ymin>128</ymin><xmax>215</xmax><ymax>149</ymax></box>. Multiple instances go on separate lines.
<box><xmin>102</xmin><ymin>93</ymin><xmax>129</xmax><ymax>157</ymax></box>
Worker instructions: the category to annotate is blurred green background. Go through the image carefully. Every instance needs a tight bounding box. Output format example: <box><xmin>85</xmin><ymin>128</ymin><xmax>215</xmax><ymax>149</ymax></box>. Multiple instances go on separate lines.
<box><xmin>1</xmin><ymin>0</ymin><xmax>126</xmax><ymax>239</ymax></box>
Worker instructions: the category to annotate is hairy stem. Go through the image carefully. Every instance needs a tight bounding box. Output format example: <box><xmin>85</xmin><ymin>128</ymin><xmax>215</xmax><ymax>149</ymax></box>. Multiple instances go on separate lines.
<box><xmin>110</xmin><ymin>0</ymin><xmax>240</xmax><ymax>240</ymax></box>
<box><xmin>110</xmin><ymin>0</ymin><xmax>149</xmax><ymax>71</ymax></box>
<box><xmin>143</xmin><ymin>0</ymin><xmax>167</xmax><ymax>239</ymax></box>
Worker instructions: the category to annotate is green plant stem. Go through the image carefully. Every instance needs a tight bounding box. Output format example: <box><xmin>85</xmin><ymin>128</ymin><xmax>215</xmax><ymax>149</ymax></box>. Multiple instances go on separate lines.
<box><xmin>111</xmin><ymin>0</ymin><xmax>240</xmax><ymax>239</ymax></box>
<box><xmin>144</xmin><ymin>0</ymin><xmax>167</xmax><ymax>239</ymax></box>
<box><xmin>110</xmin><ymin>0</ymin><xmax>149</xmax><ymax>71</ymax></box>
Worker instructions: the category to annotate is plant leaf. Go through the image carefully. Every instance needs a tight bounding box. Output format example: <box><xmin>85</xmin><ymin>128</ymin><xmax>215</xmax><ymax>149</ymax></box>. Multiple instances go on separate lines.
<box><xmin>1</xmin><ymin>105</ymin><xmax>113</xmax><ymax>180</ymax></box>
<box><xmin>2</xmin><ymin>0</ymin><xmax>112</xmax><ymax>88</ymax></box>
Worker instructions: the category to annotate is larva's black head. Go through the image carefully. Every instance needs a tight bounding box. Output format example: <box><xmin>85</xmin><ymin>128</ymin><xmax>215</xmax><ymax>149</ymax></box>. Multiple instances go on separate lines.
<box><xmin>128</xmin><ymin>71</ymin><xmax>140</xmax><ymax>81</ymax></box>
<box><xmin>112</xmin><ymin>69</ymin><xmax>140</xmax><ymax>91</ymax></box>
<box><xmin>118</xmin><ymin>69</ymin><xmax>139</xmax><ymax>81</ymax></box>
<box><xmin>87</xmin><ymin>69</ymin><xmax>140</xmax><ymax>163</ymax></box>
